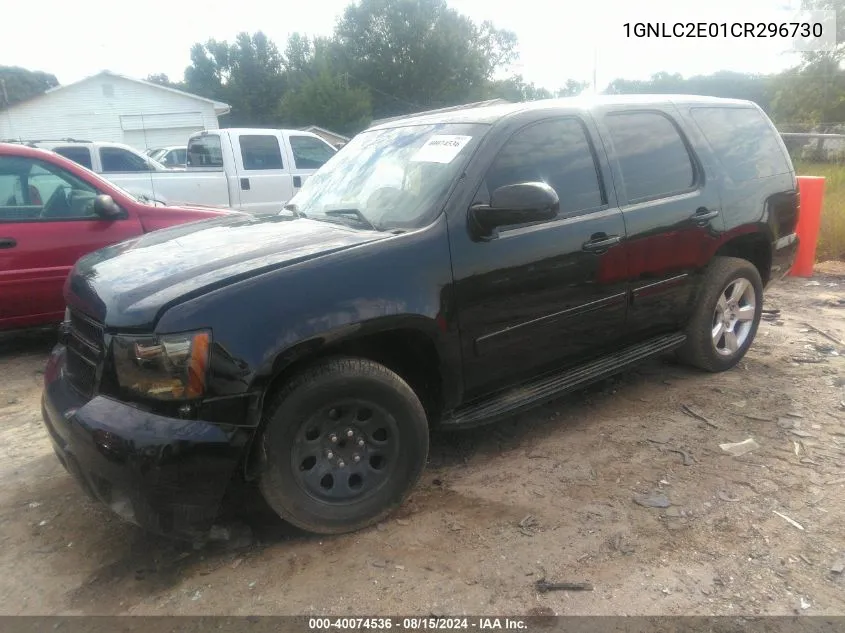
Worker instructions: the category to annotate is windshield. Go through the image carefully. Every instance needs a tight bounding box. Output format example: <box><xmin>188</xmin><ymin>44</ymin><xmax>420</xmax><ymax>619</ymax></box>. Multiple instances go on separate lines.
<box><xmin>284</xmin><ymin>122</ymin><xmax>487</xmax><ymax>231</ymax></box>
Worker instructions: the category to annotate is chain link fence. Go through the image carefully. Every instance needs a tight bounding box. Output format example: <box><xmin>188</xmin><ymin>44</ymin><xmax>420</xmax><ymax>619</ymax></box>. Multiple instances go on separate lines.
<box><xmin>778</xmin><ymin>122</ymin><xmax>845</xmax><ymax>163</ymax></box>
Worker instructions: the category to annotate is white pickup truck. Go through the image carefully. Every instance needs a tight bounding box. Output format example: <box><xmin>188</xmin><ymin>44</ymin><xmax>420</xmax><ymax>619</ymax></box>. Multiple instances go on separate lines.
<box><xmin>38</xmin><ymin>128</ymin><xmax>338</xmax><ymax>215</ymax></box>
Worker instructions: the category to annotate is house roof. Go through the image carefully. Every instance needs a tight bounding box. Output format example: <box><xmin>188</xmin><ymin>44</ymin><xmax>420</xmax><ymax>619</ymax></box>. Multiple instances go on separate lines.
<box><xmin>299</xmin><ymin>125</ymin><xmax>350</xmax><ymax>142</ymax></box>
<box><xmin>13</xmin><ymin>70</ymin><xmax>231</xmax><ymax>115</ymax></box>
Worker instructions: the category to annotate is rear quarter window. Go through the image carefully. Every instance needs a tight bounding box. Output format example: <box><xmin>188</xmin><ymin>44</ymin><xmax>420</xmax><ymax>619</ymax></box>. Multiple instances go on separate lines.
<box><xmin>690</xmin><ymin>107</ymin><xmax>790</xmax><ymax>182</ymax></box>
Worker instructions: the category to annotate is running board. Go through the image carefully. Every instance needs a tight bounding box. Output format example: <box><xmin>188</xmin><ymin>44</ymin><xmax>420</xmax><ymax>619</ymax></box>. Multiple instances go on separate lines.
<box><xmin>442</xmin><ymin>332</ymin><xmax>687</xmax><ymax>429</ymax></box>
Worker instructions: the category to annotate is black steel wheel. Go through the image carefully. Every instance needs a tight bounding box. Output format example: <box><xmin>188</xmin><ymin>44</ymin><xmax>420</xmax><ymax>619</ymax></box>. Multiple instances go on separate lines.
<box><xmin>259</xmin><ymin>357</ymin><xmax>429</xmax><ymax>534</ymax></box>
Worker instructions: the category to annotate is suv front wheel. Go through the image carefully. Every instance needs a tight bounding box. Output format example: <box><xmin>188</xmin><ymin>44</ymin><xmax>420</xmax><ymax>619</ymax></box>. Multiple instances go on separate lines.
<box><xmin>679</xmin><ymin>256</ymin><xmax>763</xmax><ymax>372</ymax></box>
<box><xmin>258</xmin><ymin>357</ymin><xmax>429</xmax><ymax>534</ymax></box>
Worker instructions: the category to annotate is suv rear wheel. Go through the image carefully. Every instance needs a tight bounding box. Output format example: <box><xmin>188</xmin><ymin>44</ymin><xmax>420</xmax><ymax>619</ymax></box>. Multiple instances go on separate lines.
<box><xmin>258</xmin><ymin>357</ymin><xmax>429</xmax><ymax>534</ymax></box>
<box><xmin>679</xmin><ymin>256</ymin><xmax>763</xmax><ymax>372</ymax></box>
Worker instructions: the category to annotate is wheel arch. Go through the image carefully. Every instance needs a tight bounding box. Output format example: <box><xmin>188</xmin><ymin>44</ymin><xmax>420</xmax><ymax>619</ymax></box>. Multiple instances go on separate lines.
<box><xmin>243</xmin><ymin>318</ymin><xmax>453</xmax><ymax>478</ymax></box>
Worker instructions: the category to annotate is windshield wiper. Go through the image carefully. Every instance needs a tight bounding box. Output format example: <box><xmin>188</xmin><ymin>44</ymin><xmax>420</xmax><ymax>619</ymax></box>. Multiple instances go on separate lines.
<box><xmin>282</xmin><ymin>203</ymin><xmax>305</xmax><ymax>218</ymax></box>
<box><xmin>323</xmin><ymin>208</ymin><xmax>379</xmax><ymax>231</ymax></box>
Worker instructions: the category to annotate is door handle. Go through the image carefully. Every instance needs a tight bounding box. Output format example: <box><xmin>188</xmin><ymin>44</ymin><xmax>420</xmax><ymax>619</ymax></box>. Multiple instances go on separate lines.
<box><xmin>293</xmin><ymin>176</ymin><xmax>302</xmax><ymax>188</ymax></box>
<box><xmin>691</xmin><ymin>207</ymin><xmax>719</xmax><ymax>225</ymax></box>
<box><xmin>582</xmin><ymin>234</ymin><xmax>621</xmax><ymax>253</ymax></box>
<box><xmin>240</xmin><ymin>177</ymin><xmax>250</xmax><ymax>191</ymax></box>
<box><xmin>0</xmin><ymin>237</ymin><xmax>16</xmax><ymax>249</ymax></box>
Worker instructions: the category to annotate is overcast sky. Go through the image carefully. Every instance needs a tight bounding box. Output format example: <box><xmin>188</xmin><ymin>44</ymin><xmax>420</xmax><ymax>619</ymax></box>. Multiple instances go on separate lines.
<box><xmin>2</xmin><ymin>0</ymin><xmax>814</xmax><ymax>91</ymax></box>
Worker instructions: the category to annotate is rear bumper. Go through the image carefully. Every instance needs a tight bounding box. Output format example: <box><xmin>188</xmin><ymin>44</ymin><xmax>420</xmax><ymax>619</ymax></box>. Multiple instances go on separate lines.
<box><xmin>41</xmin><ymin>344</ymin><xmax>251</xmax><ymax>539</ymax></box>
<box><xmin>769</xmin><ymin>232</ymin><xmax>800</xmax><ymax>284</ymax></box>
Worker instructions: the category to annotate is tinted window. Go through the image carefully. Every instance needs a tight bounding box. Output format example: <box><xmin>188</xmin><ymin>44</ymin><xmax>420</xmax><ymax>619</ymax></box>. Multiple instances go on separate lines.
<box><xmin>691</xmin><ymin>107</ymin><xmax>790</xmax><ymax>181</ymax></box>
<box><xmin>54</xmin><ymin>146</ymin><xmax>93</xmax><ymax>171</ymax></box>
<box><xmin>173</xmin><ymin>149</ymin><xmax>187</xmax><ymax>165</ymax></box>
<box><xmin>187</xmin><ymin>135</ymin><xmax>223</xmax><ymax>168</ymax></box>
<box><xmin>0</xmin><ymin>156</ymin><xmax>101</xmax><ymax>221</ymax></box>
<box><xmin>485</xmin><ymin>118</ymin><xmax>604</xmax><ymax>215</ymax></box>
<box><xmin>289</xmin><ymin>136</ymin><xmax>337</xmax><ymax>169</ymax></box>
<box><xmin>100</xmin><ymin>147</ymin><xmax>151</xmax><ymax>173</ymax></box>
<box><xmin>239</xmin><ymin>135</ymin><xmax>283</xmax><ymax>170</ymax></box>
<box><xmin>606</xmin><ymin>112</ymin><xmax>695</xmax><ymax>201</ymax></box>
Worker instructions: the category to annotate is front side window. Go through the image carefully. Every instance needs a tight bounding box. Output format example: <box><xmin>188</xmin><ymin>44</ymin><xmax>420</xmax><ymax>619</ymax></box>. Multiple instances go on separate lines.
<box><xmin>606</xmin><ymin>111</ymin><xmax>695</xmax><ymax>202</ymax></box>
<box><xmin>54</xmin><ymin>146</ymin><xmax>94</xmax><ymax>171</ymax></box>
<box><xmin>100</xmin><ymin>147</ymin><xmax>152</xmax><ymax>173</ymax></box>
<box><xmin>239</xmin><ymin>135</ymin><xmax>284</xmax><ymax>170</ymax></box>
<box><xmin>289</xmin><ymin>135</ymin><xmax>337</xmax><ymax>169</ymax></box>
<box><xmin>484</xmin><ymin>117</ymin><xmax>605</xmax><ymax>216</ymax></box>
<box><xmin>187</xmin><ymin>135</ymin><xmax>223</xmax><ymax>168</ymax></box>
<box><xmin>0</xmin><ymin>156</ymin><xmax>101</xmax><ymax>221</ymax></box>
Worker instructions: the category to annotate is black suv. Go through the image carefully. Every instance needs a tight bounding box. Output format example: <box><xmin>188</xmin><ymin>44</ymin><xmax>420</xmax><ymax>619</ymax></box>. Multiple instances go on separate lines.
<box><xmin>42</xmin><ymin>95</ymin><xmax>799</xmax><ymax>538</ymax></box>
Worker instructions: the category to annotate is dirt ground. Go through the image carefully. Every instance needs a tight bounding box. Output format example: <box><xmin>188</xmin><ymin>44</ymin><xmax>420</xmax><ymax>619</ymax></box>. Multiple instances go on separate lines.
<box><xmin>1</xmin><ymin>266</ymin><xmax>844</xmax><ymax>617</ymax></box>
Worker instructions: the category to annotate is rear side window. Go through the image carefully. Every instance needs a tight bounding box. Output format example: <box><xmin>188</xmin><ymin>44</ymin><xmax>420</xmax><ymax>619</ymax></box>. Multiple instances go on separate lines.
<box><xmin>691</xmin><ymin>107</ymin><xmax>790</xmax><ymax>181</ymax></box>
<box><xmin>54</xmin><ymin>146</ymin><xmax>93</xmax><ymax>171</ymax></box>
<box><xmin>187</xmin><ymin>135</ymin><xmax>223</xmax><ymax>168</ymax></box>
<box><xmin>289</xmin><ymin>135</ymin><xmax>336</xmax><ymax>169</ymax></box>
<box><xmin>239</xmin><ymin>135</ymin><xmax>284</xmax><ymax>170</ymax></box>
<box><xmin>100</xmin><ymin>147</ymin><xmax>151</xmax><ymax>173</ymax></box>
<box><xmin>606</xmin><ymin>111</ymin><xmax>695</xmax><ymax>202</ymax></box>
<box><xmin>485</xmin><ymin>117</ymin><xmax>605</xmax><ymax>215</ymax></box>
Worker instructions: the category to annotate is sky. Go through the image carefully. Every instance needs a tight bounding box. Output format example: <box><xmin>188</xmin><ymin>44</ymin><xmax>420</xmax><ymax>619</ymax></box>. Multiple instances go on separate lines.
<box><xmin>1</xmin><ymin>0</ymin><xmax>819</xmax><ymax>91</ymax></box>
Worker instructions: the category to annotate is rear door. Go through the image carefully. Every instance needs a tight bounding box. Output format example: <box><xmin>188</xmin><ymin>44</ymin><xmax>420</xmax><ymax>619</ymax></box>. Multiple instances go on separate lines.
<box><xmin>0</xmin><ymin>154</ymin><xmax>142</xmax><ymax>330</ymax></box>
<box><xmin>594</xmin><ymin>106</ymin><xmax>724</xmax><ymax>340</ymax></box>
<box><xmin>231</xmin><ymin>132</ymin><xmax>293</xmax><ymax>215</ymax></box>
<box><xmin>283</xmin><ymin>134</ymin><xmax>338</xmax><ymax>195</ymax></box>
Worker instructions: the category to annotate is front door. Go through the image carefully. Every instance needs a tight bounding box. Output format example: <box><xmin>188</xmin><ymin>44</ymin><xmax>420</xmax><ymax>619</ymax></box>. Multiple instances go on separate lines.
<box><xmin>450</xmin><ymin>116</ymin><xmax>629</xmax><ymax>399</ymax></box>
<box><xmin>232</xmin><ymin>133</ymin><xmax>294</xmax><ymax>215</ymax></box>
<box><xmin>0</xmin><ymin>155</ymin><xmax>142</xmax><ymax>330</ymax></box>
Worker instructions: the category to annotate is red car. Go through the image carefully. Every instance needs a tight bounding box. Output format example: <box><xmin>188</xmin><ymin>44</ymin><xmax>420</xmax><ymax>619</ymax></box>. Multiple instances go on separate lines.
<box><xmin>0</xmin><ymin>143</ymin><xmax>236</xmax><ymax>332</ymax></box>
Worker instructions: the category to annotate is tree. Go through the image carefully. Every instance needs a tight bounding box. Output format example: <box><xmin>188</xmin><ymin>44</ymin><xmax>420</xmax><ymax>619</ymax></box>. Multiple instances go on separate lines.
<box><xmin>556</xmin><ymin>80</ymin><xmax>589</xmax><ymax>97</ymax></box>
<box><xmin>279</xmin><ymin>71</ymin><xmax>372</xmax><ymax>135</ymax></box>
<box><xmin>487</xmin><ymin>75</ymin><xmax>552</xmax><ymax>102</ymax></box>
<box><xmin>183</xmin><ymin>32</ymin><xmax>286</xmax><ymax>125</ymax></box>
<box><xmin>333</xmin><ymin>0</ymin><xmax>517</xmax><ymax>118</ymax></box>
<box><xmin>0</xmin><ymin>66</ymin><xmax>59</xmax><ymax>108</ymax></box>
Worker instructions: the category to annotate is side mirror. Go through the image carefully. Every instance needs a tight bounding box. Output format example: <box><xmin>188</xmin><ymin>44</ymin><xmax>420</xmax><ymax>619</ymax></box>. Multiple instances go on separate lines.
<box><xmin>469</xmin><ymin>182</ymin><xmax>560</xmax><ymax>237</ymax></box>
<box><xmin>93</xmin><ymin>194</ymin><xmax>122</xmax><ymax>219</ymax></box>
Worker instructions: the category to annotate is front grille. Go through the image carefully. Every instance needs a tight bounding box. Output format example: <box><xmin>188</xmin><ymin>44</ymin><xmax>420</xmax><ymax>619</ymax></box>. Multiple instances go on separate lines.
<box><xmin>65</xmin><ymin>309</ymin><xmax>104</xmax><ymax>398</ymax></box>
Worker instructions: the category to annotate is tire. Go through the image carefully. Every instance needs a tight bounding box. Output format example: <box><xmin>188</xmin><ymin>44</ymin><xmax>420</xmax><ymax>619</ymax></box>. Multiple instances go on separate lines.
<box><xmin>678</xmin><ymin>256</ymin><xmax>763</xmax><ymax>373</ymax></box>
<box><xmin>258</xmin><ymin>357</ymin><xmax>429</xmax><ymax>534</ymax></box>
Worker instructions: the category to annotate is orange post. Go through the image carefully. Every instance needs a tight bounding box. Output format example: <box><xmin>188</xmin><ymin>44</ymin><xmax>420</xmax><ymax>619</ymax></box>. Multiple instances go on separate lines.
<box><xmin>790</xmin><ymin>176</ymin><xmax>825</xmax><ymax>277</ymax></box>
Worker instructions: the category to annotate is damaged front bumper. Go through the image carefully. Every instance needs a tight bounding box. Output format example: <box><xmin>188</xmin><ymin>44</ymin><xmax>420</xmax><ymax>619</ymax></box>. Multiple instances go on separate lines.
<box><xmin>41</xmin><ymin>344</ymin><xmax>251</xmax><ymax>539</ymax></box>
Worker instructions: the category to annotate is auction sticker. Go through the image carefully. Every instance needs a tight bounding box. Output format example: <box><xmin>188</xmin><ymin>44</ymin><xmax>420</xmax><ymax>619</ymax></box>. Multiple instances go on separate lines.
<box><xmin>411</xmin><ymin>135</ymin><xmax>472</xmax><ymax>163</ymax></box>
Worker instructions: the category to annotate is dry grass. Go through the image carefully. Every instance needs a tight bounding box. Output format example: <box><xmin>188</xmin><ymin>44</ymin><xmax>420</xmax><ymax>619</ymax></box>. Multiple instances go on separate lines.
<box><xmin>794</xmin><ymin>160</ymin><xmax>845</xmax><ymax>262</ymax></box>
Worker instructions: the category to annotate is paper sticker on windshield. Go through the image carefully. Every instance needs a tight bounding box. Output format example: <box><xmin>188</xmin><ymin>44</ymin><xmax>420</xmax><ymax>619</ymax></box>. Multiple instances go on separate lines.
<box><xmin>411</xmin><ymin>135</ymin><xmax>472</xmax><ymax>164</ymax></box>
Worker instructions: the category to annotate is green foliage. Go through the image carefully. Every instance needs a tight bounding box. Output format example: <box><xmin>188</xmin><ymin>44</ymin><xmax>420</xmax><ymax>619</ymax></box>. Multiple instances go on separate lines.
<box><xmin>0</xmin><ymin>66</ymin><xmax>59</xmax><ymax>108</ymax></box>
<box><xmin>333</xmin><ymin>0</ymin><xmax>518</xmax><ymax>119</ymax></box>
<box><xmin>279</xmin><ymin>71</ymin><xmax>373</xmax><ymax>136</ymax></box>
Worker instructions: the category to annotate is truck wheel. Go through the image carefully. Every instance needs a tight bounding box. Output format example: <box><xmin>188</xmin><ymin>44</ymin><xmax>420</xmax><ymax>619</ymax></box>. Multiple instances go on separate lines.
<box><xmin>258</xmin><ymin>357</ymin><xmax>429</xmax><ymax>534</ymax></box>
<box><xmin>679</xmin><ymin>256</ymin><xmax>763</xmax><ymax>372</ymax></box>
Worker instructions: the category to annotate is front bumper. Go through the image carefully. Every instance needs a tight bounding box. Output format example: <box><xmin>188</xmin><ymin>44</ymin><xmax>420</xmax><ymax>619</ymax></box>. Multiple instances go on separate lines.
<box><xmin>41</xmin><ymin>344</ymin><xmax>251</xmax><ymax>539</ymax></box>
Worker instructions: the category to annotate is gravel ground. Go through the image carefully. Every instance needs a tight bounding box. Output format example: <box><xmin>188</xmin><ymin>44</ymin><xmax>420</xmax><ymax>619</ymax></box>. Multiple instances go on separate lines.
<box><xmin>0</xmin><ymin>268</ymin><xmax>844</xmax><ymax>616</ymax></box>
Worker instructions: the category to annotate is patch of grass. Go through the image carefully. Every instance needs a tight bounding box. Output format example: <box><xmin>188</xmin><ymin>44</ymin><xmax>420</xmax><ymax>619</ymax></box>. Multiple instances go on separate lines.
<box><xmin>793</xmin><ymin>160</ymin><xmax>845</xmax><ymax>262</ymax></box>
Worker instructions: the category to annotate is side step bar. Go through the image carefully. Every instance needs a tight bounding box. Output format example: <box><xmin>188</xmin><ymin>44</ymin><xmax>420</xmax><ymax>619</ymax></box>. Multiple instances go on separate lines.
<box><xmin>442</xmin><ymin>332</ymin><xmax>687</xmax><ymax>429</ymax></box>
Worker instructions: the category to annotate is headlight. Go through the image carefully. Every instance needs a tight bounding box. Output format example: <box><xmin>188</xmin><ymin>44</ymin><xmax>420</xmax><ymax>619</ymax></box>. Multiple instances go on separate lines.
<box><xmin>112</xmin><ymin>330</ymin><xmax>210</xmax><ymax>400</ymax></box>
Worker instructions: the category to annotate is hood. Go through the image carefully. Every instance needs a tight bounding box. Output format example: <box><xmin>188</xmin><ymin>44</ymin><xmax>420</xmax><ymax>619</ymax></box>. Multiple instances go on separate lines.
<box><xmin>134</xmin><ymin>203</ymin><xmax>238</xmax><ymax>233</ymax></box>
<box><xmin>67</xmin><ymin>214</ymin><xmax>387</xmax><ymax>329</ymax></box>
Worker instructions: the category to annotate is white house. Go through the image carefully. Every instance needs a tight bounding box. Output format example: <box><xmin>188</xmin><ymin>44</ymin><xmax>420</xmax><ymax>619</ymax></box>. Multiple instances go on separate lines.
<box><xmin>0</xmin><ymin>71</ymin><xmax>230</xmax><ymax>150</ymax></box>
